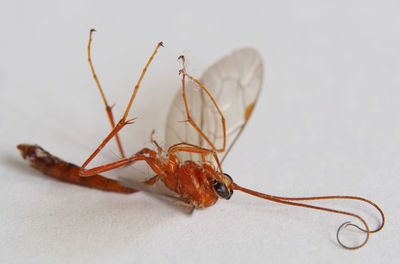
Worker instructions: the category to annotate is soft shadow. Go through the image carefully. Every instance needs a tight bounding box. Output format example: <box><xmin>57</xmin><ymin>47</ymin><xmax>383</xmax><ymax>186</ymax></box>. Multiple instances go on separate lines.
<box><xmin>2</xmin><ymin>154</ymin><xmax>51</xmax><ymax>181</ymax></box>
<box><xmin>119</xmin><ymin>176</ymin><xmax>195</xmax><ymax>215</ymax></box>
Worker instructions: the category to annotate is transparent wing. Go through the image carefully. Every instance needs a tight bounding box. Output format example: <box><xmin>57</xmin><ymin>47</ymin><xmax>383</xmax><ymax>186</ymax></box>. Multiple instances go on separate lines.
<box><xmin>165</xmin><ymin>48</ymin><xmax>263</xmax><ymax>164</ymax></box>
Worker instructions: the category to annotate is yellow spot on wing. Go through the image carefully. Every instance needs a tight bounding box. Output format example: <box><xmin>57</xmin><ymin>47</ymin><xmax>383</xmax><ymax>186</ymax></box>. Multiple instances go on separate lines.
<box><xmin>245</xmin><ymin>103</ymin><xmax>256</xmax><ymax>121</ymax></box>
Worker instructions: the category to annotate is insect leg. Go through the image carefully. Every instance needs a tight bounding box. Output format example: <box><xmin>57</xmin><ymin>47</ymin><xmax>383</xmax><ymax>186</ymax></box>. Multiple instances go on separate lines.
<box><xmin>168</xmin><ymin>144</ymin><xmax>224</xmax><ymax>181</ymax></box>
<box><xmin>168</xmin><ymin>142</ymin><xmax>223</xmax><ymax>175</ymax></box>
<box><xmin>178</xmin><ymin>55</ymin><xmax>227</xmax><ymax>153</ymax></box>
<box><xmin>150</xmin><ymin>129</ymin><xmax>163</xmax><ymax>155</ymax></box>
<box><xmin>135</xmin><ymin>147</ymin><xmax>157</xmax><ymax>158</ymax></box>
<box><xmin>80</xmin><ymin>153</ymin><xmax>160</xmax><ymax>176</ymax></box>
<box><xmin>80</xmin><ymin>41</ymin><xmax>163</xmax><ymax>176</ymax></box>
<box><xmin>168</xmin><ymin>142</ymin><xmax>213</xmax><ymax>156</ymax></box>
<box><xmin>80</xmin><ymin>148</ymin><xmax>164</xmax><ymax>186</ymax></box>
<box><xmin>144</xmin><ymin>175</ymin><xmax>160</xmax><ymax>185</ymax></box>
<box><xmin>88</xmin><ymin>29</ymin><xmax>125</xmax><ymax>158</ymax></box>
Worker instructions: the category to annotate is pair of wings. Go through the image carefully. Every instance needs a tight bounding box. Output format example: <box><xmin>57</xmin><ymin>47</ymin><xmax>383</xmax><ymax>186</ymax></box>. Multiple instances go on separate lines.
<box><xmin>165</xmin><ymin>48</ymin><xmax>263</xmax><ymax>164</ymax></box>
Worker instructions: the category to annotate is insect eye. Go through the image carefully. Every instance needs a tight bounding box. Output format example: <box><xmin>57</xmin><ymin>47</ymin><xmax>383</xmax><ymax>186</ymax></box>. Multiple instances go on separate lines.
<box><xmin>213</xmin><ymin>179</ymin><xmax>232</xmax><ymax>200</ymax></box>
<box><xmin>223</xmin><ymin>173</ymin><xmax>233</xmax><ymax>182</ymax></box>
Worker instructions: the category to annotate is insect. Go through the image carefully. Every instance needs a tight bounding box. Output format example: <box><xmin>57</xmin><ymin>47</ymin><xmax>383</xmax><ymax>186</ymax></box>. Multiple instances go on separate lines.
<box><xmin>18</xmin><ymin>29</ymin><xmax>384</xmax><ymax>250</ymax></box>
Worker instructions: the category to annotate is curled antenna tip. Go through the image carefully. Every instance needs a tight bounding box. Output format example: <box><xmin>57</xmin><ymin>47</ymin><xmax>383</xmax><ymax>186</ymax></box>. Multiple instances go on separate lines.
<box><xmin>90</xmin><ymin>28</ymin><xmax>96</xmax><ymax>33</ymax></box>
<box><xmin>159</xmin><ymin>41</ymin><xmax>164</xmax><ymax>47</ymax></box>
<box><xmin>336</xmin><ymin>221</ymin><xmax>369</xmax><ymax>250</ymax></box>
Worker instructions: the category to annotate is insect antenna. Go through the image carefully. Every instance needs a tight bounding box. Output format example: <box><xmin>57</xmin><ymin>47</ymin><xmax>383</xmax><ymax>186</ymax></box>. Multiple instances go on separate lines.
<box><xmin>230</xmin><ymin>182</ymin><xmax>384</xmax><ymax>250</ymax></box>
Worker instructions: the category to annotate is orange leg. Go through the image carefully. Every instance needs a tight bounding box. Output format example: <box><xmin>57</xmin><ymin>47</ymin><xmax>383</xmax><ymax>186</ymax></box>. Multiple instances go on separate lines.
<box><xmin>150</xmin><ymin>130</ymin><xmax>163</xmax><ymax>155</ymax></box>
<box><xmin>168</xmin><ymin>144</ymin><xmax>224</xmax><ymax>181</ymax></box>
<box><xmin>168</xmin><ymin>142</ymin><xmax>214</xmax><ymax>156</ymax></box>
<box><xmin>144</xmin><ymin>175</ymin><xmax>160</xmax><ymax>185</ymax></box>
<box><xmin>80</xmin><ymin>152</ymin><xmax>164</xmax><ymax>177</ymax></box>
<box><xmin>80</xmin><ymin>155</ymin><xmax>148</xmax><ymax>176</ymax></box>
<box><xmin>88</xmin><ymin>29</ymin><xmax>125</xmax><ymax>158</ymax></box>
<box><xmin>169</xmin><ymin>145</ymin><xmax>213</xmax><ymax>155</ymax></box>
<box><xmin>178</xmin><ymin>55</ymin><xmax>227</xmax><ymax>153</ymax></box>
<box><xmin>79</xmin><ymin>40</ymin><xmax>163</xmax><ymax>177</ymax></box>
<box><xmin>112</xmin><ymin>147</ymin><xmax>159</xmax><ymax>169</ymax></box>
<box><xmin>135</xmin><ymin>147</ymin><xmax>157</xmax><ymax>158</ymax></box>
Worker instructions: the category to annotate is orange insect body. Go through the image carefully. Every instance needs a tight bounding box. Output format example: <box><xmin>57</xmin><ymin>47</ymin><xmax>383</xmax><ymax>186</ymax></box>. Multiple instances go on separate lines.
<box><xmin>18</xmin><ymin>29</ymin><xmax>384</xmax><ymax>250</ymax></box>
<box><xmin>126</xmin><ymin>147</ymin><xmax>226</xmax><ymax>208</ymax></box>
<box><xmin>166</xmin><ymin>161</ymin><xmax>219</xmax><ymax>208</ymax></box>
<box><xmin>17</xmin><ymin>143</ymin><xmax>222</xmax><ymax>208</ymax></box>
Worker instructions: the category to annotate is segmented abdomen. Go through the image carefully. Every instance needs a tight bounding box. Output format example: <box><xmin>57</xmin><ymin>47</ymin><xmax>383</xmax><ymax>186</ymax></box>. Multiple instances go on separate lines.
<box><xmin>17</xmin><ymin>144</ymin><xmax>137</xmax><ymax>193</ymax></box>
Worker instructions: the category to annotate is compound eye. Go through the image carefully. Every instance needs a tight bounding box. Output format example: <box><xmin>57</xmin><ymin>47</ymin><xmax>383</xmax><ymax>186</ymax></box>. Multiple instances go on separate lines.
<box><xmin>213</xmin><ymin>179</ymin><xmax>232</xmax><ymax>200</ymax></box>
<box><xmin>223</xmin><ymin>173</ymin><xmax>233</xmax><ymax>182</ymax></box>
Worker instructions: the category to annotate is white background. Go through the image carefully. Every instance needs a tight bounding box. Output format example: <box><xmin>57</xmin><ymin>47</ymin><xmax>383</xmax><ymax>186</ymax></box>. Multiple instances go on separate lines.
<box><xmin>1</xmin><ymin>1</ymin><xmax>399</xmax><ymax>263</ymax></box>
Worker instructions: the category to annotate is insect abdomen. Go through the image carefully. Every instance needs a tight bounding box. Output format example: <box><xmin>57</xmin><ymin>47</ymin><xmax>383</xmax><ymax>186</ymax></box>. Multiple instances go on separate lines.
<box><xmin>17</xmin><ymin>144</ymin><xmax>137</xmax><ymax>193</ymax></box>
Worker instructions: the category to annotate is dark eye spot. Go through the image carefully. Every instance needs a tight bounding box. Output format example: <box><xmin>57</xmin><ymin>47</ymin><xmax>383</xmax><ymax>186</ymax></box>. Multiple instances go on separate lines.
<box><xmin>213</xmin><ymin>179</ymin><xmax>232</xmax><ymax>200</ymax></box>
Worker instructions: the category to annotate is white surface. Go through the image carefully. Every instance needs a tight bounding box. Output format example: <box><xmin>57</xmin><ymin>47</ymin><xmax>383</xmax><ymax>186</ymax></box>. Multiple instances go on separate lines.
<box><xmin>0</xmin><ymin>1</ymin><xmax>399</xmax><ymax>263</ymax></box>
